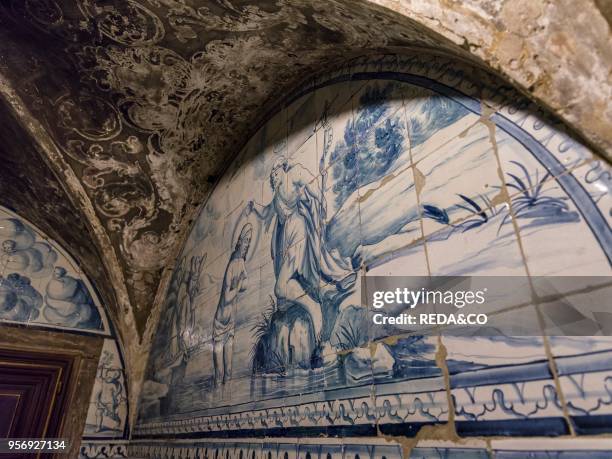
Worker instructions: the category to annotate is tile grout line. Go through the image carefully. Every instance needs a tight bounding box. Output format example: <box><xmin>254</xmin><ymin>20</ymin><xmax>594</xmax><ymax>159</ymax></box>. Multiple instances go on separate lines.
<box><xmin>482</xmin><ymin>99</ymin><xmax>577</xmax><ymax>437</ymax></box>
<box><xmin>404</xmin><ymin>78</ymin><xmax>458</xmax><ymax>444</ymax></box>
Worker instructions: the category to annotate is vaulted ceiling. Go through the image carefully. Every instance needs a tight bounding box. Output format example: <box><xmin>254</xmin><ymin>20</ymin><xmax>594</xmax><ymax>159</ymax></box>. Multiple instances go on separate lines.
<box><xmin>0</xmin><ymin>1</ymin><xmax>610</xmax><ymax>406</ymax></box>
<box><xmin>0</xmin><ymin>0</ymin><xmax>464</xmax><ymax>339</ymax></box>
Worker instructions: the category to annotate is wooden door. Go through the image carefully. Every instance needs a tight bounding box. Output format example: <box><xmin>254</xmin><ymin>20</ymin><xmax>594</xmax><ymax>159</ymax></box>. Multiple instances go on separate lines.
<box><xmin>0</xmin><ymin>349</ymin><xmax>74</xmax><ymax>458</ymax></box>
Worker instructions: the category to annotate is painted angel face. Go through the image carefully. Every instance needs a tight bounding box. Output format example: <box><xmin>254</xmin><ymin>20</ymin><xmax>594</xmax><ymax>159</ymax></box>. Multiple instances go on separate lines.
<box><xmin>53</xmin><ymin>266</ymin><xmax>67</xmax><ymax>279</ymax></box>
<box><xmin>2</xmin><ymin>240</ymin><xmax>16</xmax><ymax>253</ymax></box>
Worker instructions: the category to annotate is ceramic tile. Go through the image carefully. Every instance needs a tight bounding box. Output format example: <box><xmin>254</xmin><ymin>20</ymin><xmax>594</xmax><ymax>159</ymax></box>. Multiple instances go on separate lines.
<box><xmin>491</xmin><ymin>438</ymin><xmax>612</xmax><ymax>458</ymax></box>
<box><xmin>365</xmin><ymin>240</ymin><xmax>428</xmax><ymax>279</ymax></box>
<box><xmin>568</xmin><ymin>158</ymin><xmax>612</xmax><ymax>228</ymax></box>
<box><xmin>446</xmin><ymin>321</ymin><xmax>562</xmax><ymax>436</ymax></box>
<box><xmin>493</xmin><ymin>102</ymin><xmax>596</xmax><ymax>171</ymax></box>
<box><xmin>186</xmin><ymin>202</ymin><xmax>233</xmax><ymax>262</ymax></box>
<box><xmin>286</xmin><ymin>92</ymin><xmax>318</xmax><ymax>158</ymax></box>
<box><xmin>297</xmin><ymin>442</ymin><xmax>321</xmax><ymax>459</ymax></box>
<box><xmin>137</xmin><ymin>61</ymin><xmax>612</xmax><ymax>446</ymax></box>
<box><xmin>381</xmin><ymin>335</ymin><xmax>441</xmax><ymax>383</ymax></box>
<box><xmin>288</xmin><ymin>131</ymin><xmax>319</xmax><ymax>183</ymax></box>
<box><xmin>317</xmin><ymin>443</ymin><xmax>343</xmax><ymax>459</ymax></box>
<box><xmin>409</xmin><ymin>440</ymin><xmax>489</xmax><ymax>459</ymax></box>
<box><xmin>321</xmin><ymin>391</ymin><xmax>377</xmax><ymax>435</ymax></box>
<box><xmin>232</xmin><ymin>262</ymin><xmax>264</xmax><ymax>332</ymax></box>
<box><xmin>313</xmin><ymin>82</ymin><xmax>355</xmax><ymax>173</ymax></box>
<box><xmin>452</xmin><ymin>376</ymin><xmax>566</xmax><ymax>435</ymax></box>
<box><xmin>426</xmin><ymin>215</ymin><xmax>526</xmax><ymax>277</ymax></box>
<box><xmin>495</xmin><ymin>128</ymin><xmax>570</xmax><ymax>203</ymax></box>
<box><xmin>316</xmin><ymin>118</ymin><xmax>355</xmax><ymax>192</ymax></box>
<box><xmin>352</xmin><ymin>79</ymin><xmax>404</xmax><ymax>121</ymax></box>
<box><xmin>417</xmin><ymin>120</ymin><xmax>504</xmax><ymax>236</ymax></box>
<box><xmin>80</xmin><ymin>441</ymin><xmax>129</xmax><ymax>458</ymax></box>
<box><xmin>536</xmin><ymin>284</ymin><xmax>612</xmax><ymax>336</ymax></box>
<box><xmin>443</xmin><ymin>333</ymin><xmax>548</xmax><ymax>376</ymax></box>
<box><xmin>371</xmin><ymin>442</ymin><xmax>402</xmax><ymax>459</ymax></box>
<box><xmin>375</xmin><ymin>378</ymin><xmax>449</xmax><ymax>436</ymax></box>
<box><xmin>557</xmin><ymin>367</ymin><xmax>612</xmax><ymax>433</ymax></box>
<box><xmin>358</xmin><ymin>166</ymin><xmax>422</xmax><ymax>266</ymax></box>
<box><xmin>0</xmin><ymin>206</ymin><xmax>108</xmax><ymax>333</ymax></box>
<box><xmin>84</xmin><ymin>339</ymin><xmax>128</xmax><ymax>437</ymax></box>
<box><xmin>513</xmin><ymin>179</ymin><xmax>611</xmax><ymax>278</ymax></box>
<box><xmin>549</xmin><ymin>335</ymin><xmax>612</xmax><ymax>435</ymax></box>
<box><xmin>322</xmin><ymin>165</ymin><xmax>362</xmax><ymax>262</ymax></box>
<box><xmin>407</xmin><ymin>106</ymin><xmax>477</xmax><ymax>168</ymax></box>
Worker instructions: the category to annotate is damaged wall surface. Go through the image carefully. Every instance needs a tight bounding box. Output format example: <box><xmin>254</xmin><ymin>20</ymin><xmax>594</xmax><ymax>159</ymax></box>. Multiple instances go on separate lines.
<box><xmin>132</xmin><ymin>55</ymin><xmax>612</xmax><ymax>458</ymax></box>
<box><xmin>0</xmin><ymin>1</ymin><xmax>609</xmax><ymax>450</ymax></box>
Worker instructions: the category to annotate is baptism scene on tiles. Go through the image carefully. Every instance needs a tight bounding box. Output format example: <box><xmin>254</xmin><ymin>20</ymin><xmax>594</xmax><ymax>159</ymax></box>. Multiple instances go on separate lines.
<box><xmin>139</xmin><ymin>66</ymin><xmax>611</xmax><ymax>437</ymax></box>
<box><xmin>0</xmin><ymin>205</ymin><xmax>107</xmax><ymax>332</ymax></box>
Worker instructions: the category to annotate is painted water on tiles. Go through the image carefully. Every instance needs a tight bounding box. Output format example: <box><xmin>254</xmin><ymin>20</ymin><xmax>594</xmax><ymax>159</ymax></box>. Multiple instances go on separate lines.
<box><xmin>138</xmin><ymin>60</ymin><xmax>611</xmax><ymax>438</ymax></box>
<box><xmin>0</xmin><ymin>206</ymin><xmax>108</xmax><ymax>332</ymax></box>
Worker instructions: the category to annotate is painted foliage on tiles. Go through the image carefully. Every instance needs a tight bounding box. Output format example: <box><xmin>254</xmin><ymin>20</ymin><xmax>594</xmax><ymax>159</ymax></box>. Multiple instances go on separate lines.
<box><xmin>0</xmin><ymin>206</ymin><xmax>106</xmax><ymax>331</ymax></box>
<box><xmin>84</xmin><ymin>339</ymin><xmax>128</xmax><ymax>437</ymax></box>
<box><xmin>139</xmin><ymin>60</ymin><xmax>611</xmax><ymax>436</ymax></box>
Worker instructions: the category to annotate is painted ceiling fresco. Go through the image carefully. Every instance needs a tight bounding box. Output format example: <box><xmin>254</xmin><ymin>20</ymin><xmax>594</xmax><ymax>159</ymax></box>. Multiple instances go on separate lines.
<box><xmin>0</xmin><ymin>0</ymin><xmax>464</xmax><ymax>335</ymax></box>
<box><xmin>0</xmin><ymin>100</ymin><xmax>118</xmax><ymax>327</ymax></box>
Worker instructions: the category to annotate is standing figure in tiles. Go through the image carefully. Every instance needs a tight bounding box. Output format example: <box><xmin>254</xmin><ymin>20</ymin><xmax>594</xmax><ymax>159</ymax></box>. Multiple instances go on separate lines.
<box><xmin>94</xmin><ymin>350</ymin><xmax>126</xmax><ymax>434</ymax></box>
<box><xmin>212</xmin><ymin>223</ymin><xmax>252</xmax><ymax>386</ymax></box>
<box><xmin>247</xmin><ymin>158</ymin><xmax>356</xmax><ymax>351</ymax></box>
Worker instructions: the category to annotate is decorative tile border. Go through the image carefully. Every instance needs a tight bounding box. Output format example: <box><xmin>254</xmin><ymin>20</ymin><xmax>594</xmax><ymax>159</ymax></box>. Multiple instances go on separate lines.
<box><xmin>128</xmin><ymin>438</ymin><xmax>612</xmax><ymax>459</ymax></box>
<box><xmin>135</xmin><ymin>379</ymin><xmax>447</xmax><ymax>436</ymax></box>
<box><xmin>79</xmin><ymin>440</ymin><xmax>129</xmax><ymax>458</ymax></box>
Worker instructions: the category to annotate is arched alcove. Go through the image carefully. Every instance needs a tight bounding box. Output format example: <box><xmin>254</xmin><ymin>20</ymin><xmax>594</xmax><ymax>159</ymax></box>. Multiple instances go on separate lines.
<box><xmin>0</xmin><ymin>3</ymin><xmax>609</xmax><ymax>396</ymax></box>
<box><xmin>0</xmin><ymin>204</ymin><xmax>130</xmax><ymax>456</ymax></box>
<box><xmin>0</xmin><ymin>2</ymin><xmax>609</xmax><ymax>458</ymax></box>
<box><xmin>133</xmin><ymin>53</ymin><xmax>611</xmax><ymax>457</ymax></box>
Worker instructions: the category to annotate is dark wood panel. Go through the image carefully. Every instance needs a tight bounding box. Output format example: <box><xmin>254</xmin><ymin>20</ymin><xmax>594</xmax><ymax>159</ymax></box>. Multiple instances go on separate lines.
<box><xmin>0</xmin><ymin>349</ymin><xmax>75</xmax><ymax>459</ymax></box>
<box><xmin>0</xmin><ymin>326</ymin><xmax>103</xmax><ymax>459</ymax></box>
<box><xmin>0</xmin><ymin>393</ymin><xmax>20</xmax><ymax>437</ymax></box>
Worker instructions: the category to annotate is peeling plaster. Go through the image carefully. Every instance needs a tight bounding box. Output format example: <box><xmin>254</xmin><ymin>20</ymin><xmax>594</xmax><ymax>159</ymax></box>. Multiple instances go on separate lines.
<box><xmin>0</xmin><ymin>0</ymin><xmax>610</xmax><ymax>434</ymax></box>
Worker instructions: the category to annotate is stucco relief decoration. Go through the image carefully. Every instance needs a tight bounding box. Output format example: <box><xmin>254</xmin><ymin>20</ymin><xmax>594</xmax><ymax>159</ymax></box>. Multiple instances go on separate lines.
<box><xmin>148</xmin><ymin>0</ymin><xmax>300</xmax><ymax>39</ymax></box>
<box><xmin>0</xmin><ymin>0</ymin><xmax>175</xmax><ymax>317</ymax></box>
<box><xmin>56</xmin><ymin>94</ymin><xmax>122</xmax><ymax>141</ymax></box>
<box><xmin>24</xmin><ymin>0</ymin><xmax>64</xmax><ymax>27</ymax></box>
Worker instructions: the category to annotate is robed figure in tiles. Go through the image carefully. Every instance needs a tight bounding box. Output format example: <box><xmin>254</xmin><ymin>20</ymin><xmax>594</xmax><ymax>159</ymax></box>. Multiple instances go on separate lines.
<box><xmin>246</xmin><ymin>157</ymin><xmax>356</xmax><ymax>348</ymax></box>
